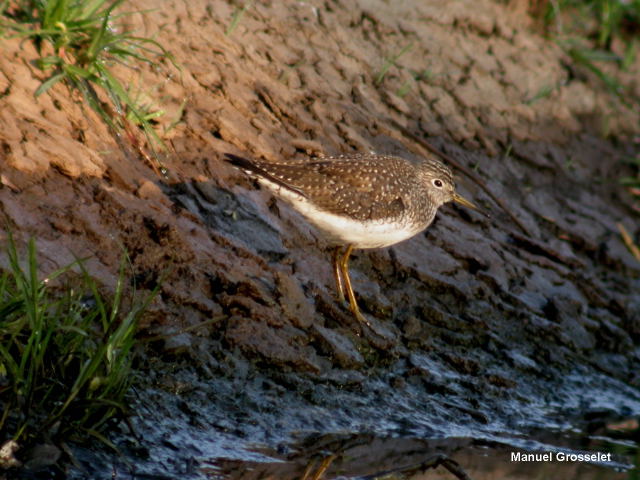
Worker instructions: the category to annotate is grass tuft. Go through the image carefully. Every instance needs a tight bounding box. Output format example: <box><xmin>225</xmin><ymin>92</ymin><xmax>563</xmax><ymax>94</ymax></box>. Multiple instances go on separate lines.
<box><xmin>0</xmin><ymin>232</ymin><xmax>157</xmax><ymax>463</ymax></box>
<box><xmin>545</xmin><ymin>0</ymin><xmax>640</xmax><ymax>50</ymax></box>
<box><xmin>541</xmin><ymin>0</ymin><xmax>640</xmax><ymax>105</ymax></box>
<box><xmin>0</xmin><ymin>0</ymin><xmax>175</xmax><ymax>169</ymax></box>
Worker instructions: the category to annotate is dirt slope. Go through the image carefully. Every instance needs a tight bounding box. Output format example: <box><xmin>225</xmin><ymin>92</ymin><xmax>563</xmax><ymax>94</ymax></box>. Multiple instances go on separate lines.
<box><xmin>1</xmin><ymin>0</ymin><xmax>639</xmax><ymax>477</ymax></box>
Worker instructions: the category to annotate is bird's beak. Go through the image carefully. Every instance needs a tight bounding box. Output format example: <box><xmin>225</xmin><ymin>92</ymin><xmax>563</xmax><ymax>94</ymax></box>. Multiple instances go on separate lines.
<box><xmin>452</xmin><ymin>192</ymin><xmax>490</xmax><ymax>217</ymax></box>
<box><xmin>453</xmin><ymin>192</ymin><xmax>479</xmax><ymax>211</ymax></box>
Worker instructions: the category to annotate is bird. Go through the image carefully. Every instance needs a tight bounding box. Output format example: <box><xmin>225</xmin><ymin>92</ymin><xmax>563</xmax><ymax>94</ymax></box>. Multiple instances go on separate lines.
<box><xmin>224</xmin><ymin>152</ymin><xmax>478</xmax><ymax>328</ymax></box>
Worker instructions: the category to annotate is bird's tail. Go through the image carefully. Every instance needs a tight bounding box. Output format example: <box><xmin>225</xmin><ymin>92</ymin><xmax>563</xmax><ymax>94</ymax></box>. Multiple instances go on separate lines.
<box><xmin>223</xmin><ymin>153</ymin><xmax>307</xmax><ymax>197</ymax></box>
<box><xmin>224</xmin><ymin>153</ymin><xmax>259</xmax><ymax>171</ymax></box>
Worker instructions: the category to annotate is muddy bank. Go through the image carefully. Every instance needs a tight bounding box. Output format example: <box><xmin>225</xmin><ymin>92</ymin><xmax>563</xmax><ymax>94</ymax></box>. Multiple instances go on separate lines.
<box><xmin>1</xmin><ymin>0</ymin><xmax>639</xmax><ymax>478</ymax></box>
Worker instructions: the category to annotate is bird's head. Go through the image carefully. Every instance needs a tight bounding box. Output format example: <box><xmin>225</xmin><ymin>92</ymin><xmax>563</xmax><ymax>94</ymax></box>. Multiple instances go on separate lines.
<box><xmin>418</xmin><ymin>159</ymin><xmax>479</xmax><ymax>212</ymax></box>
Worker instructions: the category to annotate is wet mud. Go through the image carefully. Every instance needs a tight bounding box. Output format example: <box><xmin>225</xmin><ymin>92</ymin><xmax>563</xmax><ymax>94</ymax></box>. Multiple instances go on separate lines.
<box><xmin>1</xmin><ymin>0</ymin><xmax>639</xmax><ymax>478</ymax></box>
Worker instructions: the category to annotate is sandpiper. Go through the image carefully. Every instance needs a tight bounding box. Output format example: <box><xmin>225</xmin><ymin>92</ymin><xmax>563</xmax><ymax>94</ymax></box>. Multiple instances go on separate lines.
<box><xmin>225</xmin><ymin>152</ymin><xmax>478</xmax><ymax>327</ymax></box>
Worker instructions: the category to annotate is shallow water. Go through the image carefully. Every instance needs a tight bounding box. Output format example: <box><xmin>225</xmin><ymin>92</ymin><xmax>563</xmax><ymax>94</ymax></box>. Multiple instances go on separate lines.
<box><xmin>206</xmin><ymin>432</ymin><xmax>638</xmax><ymax>480</ymax></box>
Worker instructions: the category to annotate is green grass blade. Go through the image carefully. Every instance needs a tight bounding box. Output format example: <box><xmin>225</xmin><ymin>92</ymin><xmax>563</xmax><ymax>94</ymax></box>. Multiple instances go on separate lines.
<box><xmin>375</xmin><ymin>42</ymin><xmax>414</xmax><ymax>85</ymax></box>
<box><xmin>34</xmin><ymin>72</ymin><xmax>66</xmax><ymax>96</ymax></box>
<box><xmin>87</xmin><ymin>0</ymin><xmax>125</xmax><ymax>61</ymax></box>
<box><xmin>226</xmin><ymin>0</ymin><xmax>254</xmax><ymax>36</ymax></box>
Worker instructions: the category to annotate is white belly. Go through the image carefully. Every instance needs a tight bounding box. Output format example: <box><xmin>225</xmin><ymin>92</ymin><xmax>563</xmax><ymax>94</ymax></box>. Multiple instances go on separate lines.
<box><xmin>259</xmin><ymin>179</ymin><xmax>423</xmax><ymax>249</ymax></box>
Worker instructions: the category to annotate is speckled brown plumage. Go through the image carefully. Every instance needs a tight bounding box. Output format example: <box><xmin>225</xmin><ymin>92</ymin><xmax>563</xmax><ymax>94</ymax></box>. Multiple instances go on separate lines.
<box><xmin>225</xmin><ymin>153</ymin><xmax>453</xmax><ymax>225</ymax></box>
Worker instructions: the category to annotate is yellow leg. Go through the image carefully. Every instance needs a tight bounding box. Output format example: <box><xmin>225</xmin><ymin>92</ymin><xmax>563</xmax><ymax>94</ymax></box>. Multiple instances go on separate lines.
<box><xmin>339</xmin><ymin>245</ymin><xmax>371</xmax><ymax>327</ymax></box>
<box><xmin>332</xmin><ymin>246</ymin><xmax>346</xmax><ymax>303</ymax></box>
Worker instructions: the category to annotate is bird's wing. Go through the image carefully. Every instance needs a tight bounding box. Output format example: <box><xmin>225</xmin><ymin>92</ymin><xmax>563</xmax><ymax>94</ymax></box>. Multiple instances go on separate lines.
<box><xmin>261</xmin><ymin>156</ymin><xmax>415</xmax><ymax>221</ymax></box>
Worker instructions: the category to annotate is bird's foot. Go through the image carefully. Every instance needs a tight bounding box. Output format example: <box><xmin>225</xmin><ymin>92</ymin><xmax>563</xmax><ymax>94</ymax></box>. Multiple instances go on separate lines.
<box><xmin>352</xmin><ymin>308</ymin><xmax>373</xmax><ymax>330</ymax></box>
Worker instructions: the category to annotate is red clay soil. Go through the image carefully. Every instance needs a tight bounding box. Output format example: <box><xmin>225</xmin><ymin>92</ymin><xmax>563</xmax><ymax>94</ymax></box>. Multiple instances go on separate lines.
<box><xmin>0</xmin><ymin>0</ymin><xmax>639</xmax><ymax>373</ymax></box>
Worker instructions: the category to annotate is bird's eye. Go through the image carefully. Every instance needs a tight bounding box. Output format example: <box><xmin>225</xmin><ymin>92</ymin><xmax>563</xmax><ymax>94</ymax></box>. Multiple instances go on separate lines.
<box><xmin>433</xmin><ymin>179</ymin><xmax>443</xmax><ymax>188</ymax></box>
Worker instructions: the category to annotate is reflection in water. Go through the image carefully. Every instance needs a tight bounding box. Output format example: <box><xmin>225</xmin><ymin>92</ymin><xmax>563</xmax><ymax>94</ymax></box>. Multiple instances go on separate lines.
<box><xmin>203</xmin><ymin>428</ymin><xmax>639</xmax><ymax>480</ymax></box>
